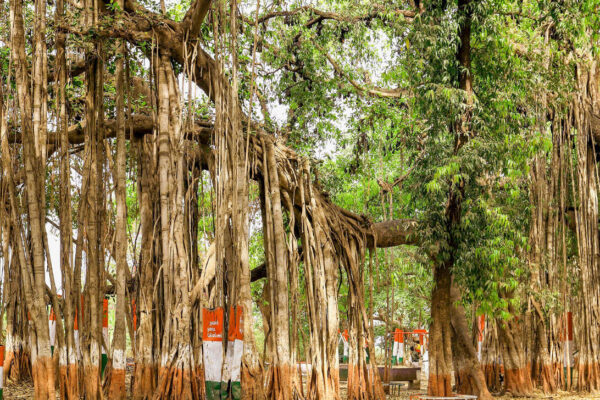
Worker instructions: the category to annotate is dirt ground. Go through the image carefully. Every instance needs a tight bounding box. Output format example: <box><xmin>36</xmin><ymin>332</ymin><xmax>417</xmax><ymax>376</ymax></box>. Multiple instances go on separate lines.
<box><xmin>386</xmin><ymin>389</ymin><xmax>600</xmax><ymax>400</ymax></box>
<box><xmin>391</xmin><ymin>392</ymin><xmax>600</xmax><ymax>400</ymax></box>
<box><xmin>4</xmin><ymin>380</ymin><xmax>600</xmax><ymax>400</ymax></box>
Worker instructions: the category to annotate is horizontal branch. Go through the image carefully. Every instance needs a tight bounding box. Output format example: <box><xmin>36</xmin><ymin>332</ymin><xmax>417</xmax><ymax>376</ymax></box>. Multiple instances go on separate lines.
<box><xmin>47</xmin><ymin>57</ymin><xmax>88</xmax><ymax>82</ymax></box>
<box><xmin>314</xmin><ymin>42</ymin><xmax>410</xmax><ymax>99</ymax></box>
<box><xmin>250</xmin><ymin>5</ymin><xmax>417</xmax><ymax>25</ymax></box>
<box><xmin>9</xmin><ymin>114</ymin><xmax>212</xmax><ymax>145</ymax></box>
<box><xmin>250</xmin><ymin>218</ymin><xmax>420</xmax><ymax>281</ymax></box>
<box><xmin>368</xmin><ymin>219</ymin><xmax>420</xmax><ymax>248</ymax></box>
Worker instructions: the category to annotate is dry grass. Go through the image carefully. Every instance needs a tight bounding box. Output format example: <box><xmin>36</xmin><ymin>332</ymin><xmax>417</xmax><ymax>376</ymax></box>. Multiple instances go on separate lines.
<box><xmin>4</xmin><ymin>379</ymin><xmax>36</xmax><ymax>399</ymax></box>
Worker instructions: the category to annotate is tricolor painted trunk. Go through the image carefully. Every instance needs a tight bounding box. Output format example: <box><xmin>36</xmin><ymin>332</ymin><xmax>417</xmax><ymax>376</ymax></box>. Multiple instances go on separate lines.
<box><xmin>563</xmin><ymin>311</ymin><xmax>574</xmax><ymax>384</ymax></box>
<box><xmin>341</xmin><ymin>330</ymin><xmax>349</xmax><ymax>363</ymax></box>
<box><xmin>49</xmin><ymin>306</ymin><xmax>56</xmax><ymax>356</ymax></box>
<box><xmin>223</xmin><ymin>306</ymin><xmax>244</xmax><ymax>400</ymax></box>
<box><xmin>0</xmin><ymin>344</ymin><xmax>4</xmax><ymax>399</ymax></box>
<box><xmin>477</xmin><ymin>315</ymin><xmax>485</xmax><ymax>362</ymax></box>
<box><xmin>73</xmin><ymin>312</ymin><xmax>80</xmax><ymax>361</ymax></box>
<box><xmin>26</xmin><ymin>312</ymin><xmax>35</xmax><ymax>368</ymax></box>
<box><xmin>131</xmin><ymin>299</ymin><xmax>137</xmax><ymax>348</ymax></box>
<box><xmin>392</xmin><ymin>329</ymin><xmax>404</xmax><ymax>365</ymax></box>
<box><xmin>564</xmin><ymin>311</ymin><xmax>574</xmax><ymax>368</ymax></box>
<box><xmin>102</xmin><ymin>297</ymin><xmax>108</xmax><ymax>377</ymax></box>
<box><xmin>203</xmin><ymin>308</ymin><xmax>224</xmax><ymax>400</ymax></box>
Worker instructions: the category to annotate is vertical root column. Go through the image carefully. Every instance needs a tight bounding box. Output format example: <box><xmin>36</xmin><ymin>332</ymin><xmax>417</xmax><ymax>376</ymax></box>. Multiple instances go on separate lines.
<box><xmin>132</xmin><ymin>362</ymin><xmax>157</xmax><ymax>399</ymax></box>
<box><xmin>154</xmin><ymin>353</ymin><xmax>197</xmax><ymax>400</ymax></box>
<box><xmin>58</xmin><ymin>346</ymin><xmax>80</xmax><ymax>399</ymax></box>
<box><xmin>4</xmin><ymin>335</ymin><xmax>32</xmax><ymax>382</ymax></box>
<box><xmin>32</xmin><ymin>355</ymin><xmax>57</xmax><ymax>399</ymax></box>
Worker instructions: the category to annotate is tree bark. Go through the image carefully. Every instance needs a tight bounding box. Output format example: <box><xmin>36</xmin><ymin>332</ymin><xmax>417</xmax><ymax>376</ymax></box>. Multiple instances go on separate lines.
<box><xmin>260</xmin><ymin>139</ymin><xmax>295</xmax><ymax>399</ymax></box>
<box><xmin>497</xmin><ymin>317</ymin><xmax>534</xmax><ymax>396</ymax></box>
<box><xmin>132</xmin><ymin>135</ymin><xmax>159</xmax><ymax>399</ymax></box>
<box><xmin>572</xmin><ymin>62</ymin><xmax>600</xmax><ymax>392</ymax></box>
<box><xmin>9</xmin><ymin>0</ymin><xmax>56</xmax><ymax>395</ymax></box>
<box><xmin>106</xmin><ymin>24</ymin><xmax>128</xmax><ymax>400</ymax></box>
<box><xmin>428</xmin><ymin>262</ymin><xmax>452</xmax><ymax>396</ymax></box>
<box><xmin>450</xmin><ymin>286</ymin><xmax>493</xmax><ymax>400</ymax></box>
<box><xmin>152</xmin><ymin>53</ymin><xmax>198</xmax><ymax>400</ymax></box>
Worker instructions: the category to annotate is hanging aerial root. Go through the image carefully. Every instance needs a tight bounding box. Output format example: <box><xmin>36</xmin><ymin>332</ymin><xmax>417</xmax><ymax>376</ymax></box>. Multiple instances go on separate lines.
<box><xmin>132</xmin><ymin>362</ymin><xmax>157</xmax><ymax>399</ymax></box>
<box><xmin>193</xmin><ymin>364</ymin><xmax>205</xmax><ymax>399</ymax></box>
<box><xmin>554</xmin><ymin>362</ymin><xmax>565</xmax><ymax>389</ymax></box>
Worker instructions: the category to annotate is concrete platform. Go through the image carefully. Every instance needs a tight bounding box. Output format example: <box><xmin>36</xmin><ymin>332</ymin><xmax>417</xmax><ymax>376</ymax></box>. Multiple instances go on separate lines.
<box><xmin>338</xmin><ymin>364</ymin><xmax>421</xmax><ymax>385</ymax></box>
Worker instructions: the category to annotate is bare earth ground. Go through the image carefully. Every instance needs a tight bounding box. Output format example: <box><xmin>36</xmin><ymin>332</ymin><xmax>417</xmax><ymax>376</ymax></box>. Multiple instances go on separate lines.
<box><xmin>2</xmin><ymin>365</ymin><xmax>598</xmax><ymax>400</ymax></box>
<box><xmin>4</xmin><ymin>379</ymin><xmax>600</xmax><ymax>400</ymax></box>
<box><xmin>390</xmin><ymin>391</ymin><xmax>600</xmax><ymax>400</ymax></box>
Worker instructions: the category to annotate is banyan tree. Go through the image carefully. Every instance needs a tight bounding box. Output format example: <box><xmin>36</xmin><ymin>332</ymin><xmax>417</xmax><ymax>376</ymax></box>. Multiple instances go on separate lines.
<box><xmin>0</xmin><ymin>0</ymin><xmax>599</xmax><ymax>399</ymax></box>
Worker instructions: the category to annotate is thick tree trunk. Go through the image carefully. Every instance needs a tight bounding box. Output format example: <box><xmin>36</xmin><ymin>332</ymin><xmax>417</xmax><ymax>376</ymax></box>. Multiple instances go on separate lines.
<box><xmin>428</xmin><ymin>0</ymin><xmax>472</xmax><ymax>396</ymax></box>
<box><xmin>497</xmin><ymin>318</ymin><xmax>533</xmax><ymax>396</ymax></box>
<box><xmin>450</xmin><ymin>286</ymin><xmax>493</xmax><ymax>400</ymax></box>
<box><xmin>428</xmin><ymin>262</ymin><xmax>453</xmax><ymax>396</ymax></box>
<box><xmin>481</xmin><ymin>322</ymin><xmax>503</xmax><ymax>393</ymax></box>
<box><xmin>572</xmin><ymin>63</ymin><xmax>600</xmax><ymax>392</ymax></box>
<box><xmin>152</xmin><ymin>53</ymin><xmax>199</xmax><ymax>400</ymax></box>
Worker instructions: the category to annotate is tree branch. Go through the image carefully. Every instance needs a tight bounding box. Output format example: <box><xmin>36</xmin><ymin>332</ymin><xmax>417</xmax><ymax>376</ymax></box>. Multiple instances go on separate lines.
<box><xmin>314</xmin><ymin>42</ymin><xmax>410</xmax><ymax>99</ymax></box>
<box><xmin>181</xmin><ymin>0</ymin><xmax>212</xmax><ymax>38</ymax></box>
<box><xmin>248</xmin><ymin>5</ymin><xmax>417</xmax><ymax>25</ymax></box>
